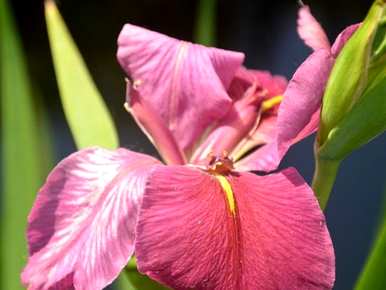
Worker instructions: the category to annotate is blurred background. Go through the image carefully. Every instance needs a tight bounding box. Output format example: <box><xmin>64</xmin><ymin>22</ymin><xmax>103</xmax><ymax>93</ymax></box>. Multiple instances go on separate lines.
<box><xmin>3</xmin><ymin>0</ymin><xmax>385</xmax><ymax>289</ymax></box>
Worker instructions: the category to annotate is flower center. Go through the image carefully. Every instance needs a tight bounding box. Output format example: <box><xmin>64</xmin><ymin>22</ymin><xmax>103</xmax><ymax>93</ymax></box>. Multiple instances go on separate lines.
<box><xmin>206</xmin><ymin>152</ymin><xmax>234</xmax><ymax>175</ymax></box>
<box><xmin>261</xmin><ymin>95</ymin><xmax>283</xmax><ymax>113</ymax></box>
<box><xmin>206</xmin><ymin>152</ymin><xmax>236</xmax><ymax>215</ymax></box>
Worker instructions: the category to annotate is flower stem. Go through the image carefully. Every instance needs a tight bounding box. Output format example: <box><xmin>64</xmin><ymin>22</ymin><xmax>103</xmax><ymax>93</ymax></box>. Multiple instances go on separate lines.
<box><xmin>312</xmin><ymin>157</ymin><xmax>341</xmax><ymax>210</ymax></box>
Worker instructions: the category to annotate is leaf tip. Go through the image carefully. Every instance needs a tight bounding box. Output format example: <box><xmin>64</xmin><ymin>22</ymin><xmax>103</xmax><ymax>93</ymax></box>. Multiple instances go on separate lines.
<box><xmin>45</xmin><ymin>0</ymin><xmax>56</xmax><ymax>12</ymax></box>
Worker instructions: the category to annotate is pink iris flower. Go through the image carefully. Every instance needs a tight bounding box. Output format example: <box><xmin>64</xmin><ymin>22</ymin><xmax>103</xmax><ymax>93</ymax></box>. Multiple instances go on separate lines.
<box><xmin>22</xmin><ymin>6</ymin><xmax>355</xmax><ymax>290</ymax></box>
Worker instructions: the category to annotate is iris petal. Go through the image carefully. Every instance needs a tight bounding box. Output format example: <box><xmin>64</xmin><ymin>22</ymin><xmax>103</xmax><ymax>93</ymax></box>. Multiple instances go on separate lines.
<box><xmin>117</xmin><ymin>24</ymin><xmax>244</xmax><ymax>156</ymax></box>
<box><xmin>236</xmin><ymin>49</ymin><xmax>334</xmax><ymax>172</ymax></box>
<box><xmin>22</xmin><ymin>147</ymin><xmax>160</xmax><ymax>290</ymax></box>
<box><xmin>135</xmin><ymin>165</ymin><xmax>335</xmax><ymax>290</ymax></box>
<box><xmin>297</xmin><ymin>5</ymin><xmax>331</xmax><ymax>51</ymax></box>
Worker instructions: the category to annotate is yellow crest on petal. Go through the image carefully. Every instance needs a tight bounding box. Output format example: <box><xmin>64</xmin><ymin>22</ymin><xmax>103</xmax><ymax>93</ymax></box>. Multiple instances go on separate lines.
<box><xmin>214</xmin><ymin>175</ymin><xmax>236</xmax><ymax>215</ymax></box>
<box><xmin>261</xmin><ymin>95</ymin><xmax>283</xmax><ymax>112</ymax></box>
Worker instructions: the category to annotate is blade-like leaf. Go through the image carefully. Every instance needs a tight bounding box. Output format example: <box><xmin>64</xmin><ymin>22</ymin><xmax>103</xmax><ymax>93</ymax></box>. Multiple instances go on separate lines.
<box><xmin>0</xmin><ymin>0</ymin><xmax>53</xmax><ymax>288</ymax></box>
<box><xmin>44</xmin><ymin>0</ymin><xmax>118</xmax><ymax>149</ymax></box>
<box><xmin>355</xmin><ymin>186</ymin><xmax>386</xmax><ymax>290</ymax></box>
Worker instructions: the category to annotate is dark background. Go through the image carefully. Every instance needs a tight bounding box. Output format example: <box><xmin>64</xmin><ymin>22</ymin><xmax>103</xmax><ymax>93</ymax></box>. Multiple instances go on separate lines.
<box><xmin>8</xmin><ymin>0</ymin><xmax>385</xmax><ymax>289</ymax></box>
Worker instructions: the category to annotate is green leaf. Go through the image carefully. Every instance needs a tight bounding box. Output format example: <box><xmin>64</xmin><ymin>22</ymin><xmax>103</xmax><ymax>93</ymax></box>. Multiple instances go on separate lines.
<box><xmin>44</xmin><ymin>0</ymin><xmax>118</xmax><ymax>149</ymax></box>
<box><xmin>194</xmin><ymin>0</ymin><xmax>217</xmax><ymax>46</ymax></box>
<box><xmin>124</xmin><ymin>268</ymin><xmax>169</xmax><ymax>290</ymax></box>
<box><xmin>319</xmin><ymin>0</ymin><xmax>385</xmax><ymax>144</ymax></box>
<box><xmin>355</xmin><ymin>186</ymin><xmax>386</xmax><ymax>290</ymax></box>
<box><xmin>114</xmin><ymin>257</ymin><xmax>168</xmax><ymax>290</ymax></box>
<box><xmin>0</xmin><ymin>0</ymin><xmax>53</xmax><ymax>288</ymax></box>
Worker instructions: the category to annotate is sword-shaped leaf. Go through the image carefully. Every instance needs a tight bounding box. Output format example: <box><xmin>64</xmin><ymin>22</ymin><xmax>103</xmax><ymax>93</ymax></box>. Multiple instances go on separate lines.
<box><xmin>45</xmin><ymin>0</ymin><xmax>118</xmax><ymax>149</ymax></box>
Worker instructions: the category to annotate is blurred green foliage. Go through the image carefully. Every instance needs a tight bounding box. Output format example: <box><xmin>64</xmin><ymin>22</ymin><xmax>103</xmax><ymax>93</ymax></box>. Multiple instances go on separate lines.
<box><xmin>0</xmin><ymin>0</ymin><xmax>53</xmax><ymax>288</ymax></box>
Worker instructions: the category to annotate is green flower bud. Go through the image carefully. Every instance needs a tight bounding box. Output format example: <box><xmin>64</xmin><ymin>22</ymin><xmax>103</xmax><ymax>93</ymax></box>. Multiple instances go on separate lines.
<box><xmin>318</xmin><ymin>0</ymin><xmax>386</xmax><ymax>160</ymax></box>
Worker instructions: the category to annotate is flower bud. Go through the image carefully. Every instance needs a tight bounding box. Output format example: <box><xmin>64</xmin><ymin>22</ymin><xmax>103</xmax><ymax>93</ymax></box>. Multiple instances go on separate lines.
<box><xmin>317</xmin><ymin>0</ymin><xmax>386</xmax><ymax>160</ymax></box>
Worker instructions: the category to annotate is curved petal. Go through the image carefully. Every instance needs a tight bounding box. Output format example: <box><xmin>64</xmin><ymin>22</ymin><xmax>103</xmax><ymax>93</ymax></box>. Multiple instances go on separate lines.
<box><xmin>297</xmin><ymin>5</ymin><xmax>331</xmax><ymax>51</ymax></box>
<box><xmin>190</xmin><ymin>95</ymin><xmax>259</xmax><ymax>163</ymax></box>
<box><xmin>117</xmin><ymin>24</ymin><xmax>244</xmax><ymax>155</ymax></box>
<box><xmin>253</xmin><ymin>70</ymin><xmax>287</xmax><ymax>98</ymax></box>
<box><xmin>191</xmin><ymin>68</ymin><xmax>287</xmax><ymax>163</ymax></box>
<box><xmin>236</xmin><ymin>49</ymin><xmax>334</xmax><ymax>172</ymax></box>
<box><xmin>135</xmin><ymin>166</ymin><xmax>335</xmax><ymax>290</ymax></box>
<box><xmin>228</xmin><ymin>67</ymin><xmax>287</xmax><ymax>100</ymax></box>
<box><xmin>331</xmin><ymin>23</ymin><xmax>360</xmax><ymax>57</ymax></box>
<box><xmin>231</xmin><ymin>114</ymin><xmax>278</xmax><ymax>161</ymax></box>
<box><xmin>126</xmin><ymin>84</ymin><xmax>186</xmax><ymax>165</ymax></box>
<box><xmin>22</xmin><ymin>147</ymin><xmax>160</xmax><ymax>290</ymax></box>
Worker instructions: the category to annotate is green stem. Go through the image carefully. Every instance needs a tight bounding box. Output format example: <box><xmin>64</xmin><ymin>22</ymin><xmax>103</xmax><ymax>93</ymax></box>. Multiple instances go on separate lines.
<box><xmin>312</xmin><ymin>157</ymin><xmax>341</xmax><ymax>210</ymax></box>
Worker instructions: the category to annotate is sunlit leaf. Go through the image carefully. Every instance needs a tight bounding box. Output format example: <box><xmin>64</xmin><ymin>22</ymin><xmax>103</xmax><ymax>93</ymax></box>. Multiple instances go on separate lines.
<box><xmin>0</xmin><ymin>0</ymin><xmax>53</xmax><ymax>288</ymax></box>
<box><xmin>45</xmin><ymin>0</ymin><xmax>118</xmax><ymax>149</ymax></box>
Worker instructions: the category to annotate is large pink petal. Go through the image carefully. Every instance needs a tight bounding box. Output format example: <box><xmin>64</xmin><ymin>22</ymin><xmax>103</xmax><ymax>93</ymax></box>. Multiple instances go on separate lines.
<box><xmin>22</xmin><ymin>147</ymin><xmax>160</xmax><ymax>290</ymax></box>
<box><xmin>297</xmin><ymin>5</ymin><xmax>331</xmax><ymax>51</ymax></box>
<box><xmin>117</xmin><ymin>24</ymin><xmax>244</xmax><ymax>155</ymax></box>
<box><xmin>236</xmin><ymin>49</ymin><xmax>334</xmax><ymax>172</ymax></box>
<box><xmin>135</xmin><ymin>166</ymin><xmax>335</xmax><ymax>290</ymax></box>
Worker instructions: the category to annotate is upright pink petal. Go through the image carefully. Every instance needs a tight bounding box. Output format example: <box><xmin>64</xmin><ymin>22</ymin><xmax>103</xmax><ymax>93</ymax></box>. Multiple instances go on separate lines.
<box><xmin>297</xmin><ymin>5</ymin><xmax>331</xmax><ymax>51</ymax></box>
<box><xmin>22</xmin><ymin>147</ymin><xmax>160</xmax><ymax>290</ymax></box>
<box><xmin>117</xmin><ymin>24</ymin><xmax>244</xmax><ymax>155</ymax></box>
<box><xmin>126</xmin><ymin>84</ymin><xmax>186</xmax><ymax>165</ymax></box>
<box><xmin>331</xmin><ymin>23</ymin><xmax>360</xmax><ymax>57</ymax></box>
<box><xmin>135</xmin><ymin>165</ymin><xmax>335</xmax><ymax>290</ymax></box>
<box><xmin>236</xmin><ymin>49</ymin><xmax>334</xmax><ymax>172</ymax></box>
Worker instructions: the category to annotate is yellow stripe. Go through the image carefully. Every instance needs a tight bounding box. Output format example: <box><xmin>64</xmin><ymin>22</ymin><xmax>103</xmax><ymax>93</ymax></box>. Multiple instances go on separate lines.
<box><xmin>261</xmin><ymin>95</ymin><xmax>283</xmax><ymax>112</ymax></box>
<box><xmin>214</xmin><ymin>175</ymin><xmax>236</xmax><ymax>214</ymax></box>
